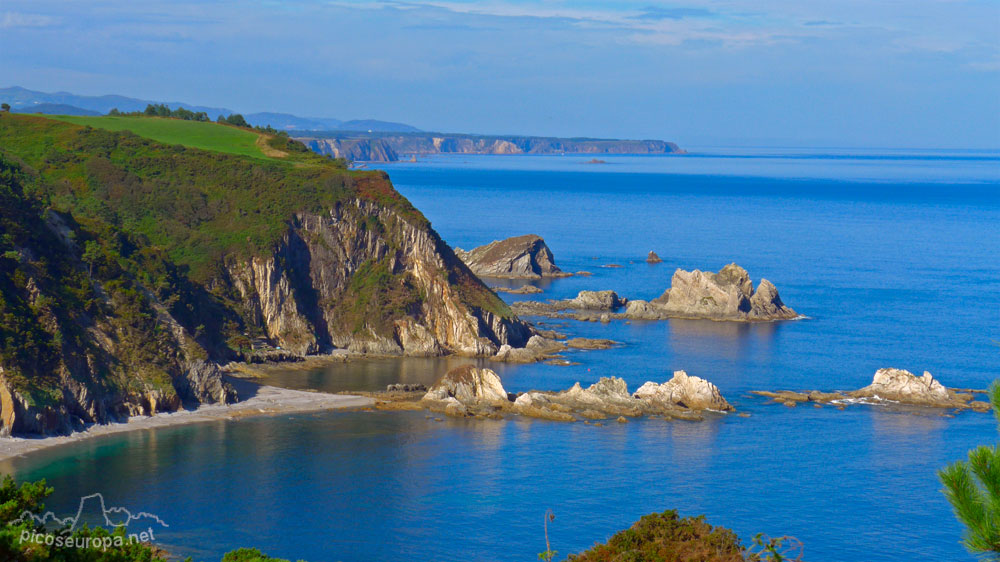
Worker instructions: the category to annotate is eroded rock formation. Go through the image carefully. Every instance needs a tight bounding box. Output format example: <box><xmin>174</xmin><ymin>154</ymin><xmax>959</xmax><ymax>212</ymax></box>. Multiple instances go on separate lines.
<box><xmin>455</xmin><ymin>235</ymin><xmax>570</xmax><ymax>279</ymax></box>
<box><xmin>624</xmin><ymin>264</ymin><xmax>798</xmax><ymax>321</ymax></box>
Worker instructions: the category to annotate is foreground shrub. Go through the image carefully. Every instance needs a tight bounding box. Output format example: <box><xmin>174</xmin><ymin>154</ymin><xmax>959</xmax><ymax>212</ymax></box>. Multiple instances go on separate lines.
<box><xmin>567</xmin><ymin>510</ymin><xmax>751</xmax><ymax>562</ymax></box>
<box><xmin>940</xmin><ymin>380</ymin><xmax>1000</xmax><ymax>557</ymax></box>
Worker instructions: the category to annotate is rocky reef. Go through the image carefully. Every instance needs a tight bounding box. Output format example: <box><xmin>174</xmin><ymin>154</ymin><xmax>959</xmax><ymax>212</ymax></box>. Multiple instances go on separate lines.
<box><xmin>625</xmin><ymin>264</ymin><xmax>797</xmax><ymax>321</ymax></box>
<box><xmin>492</xmin><ymin>334</ymin><xmax>617</xmax><ymax>364</ymax></box>
<box><xmin>753</xmin><ymin>368</ymin><xmax>991</xmax><ymax>412</ymax></box>
<box><xmin>455</xmin><ymin>234</ymin><xmax>570</xmax><ymax>279</ymax></box>
<box><xmin>372</xmin><ymin>366</ymin><xmax>733</xmax><ymax>422</ymax></box>
<box><xmin>512</xmin><ymin>290</ymin><xmax>627</xmax><ymax>322</ymax></box>
<box><xmin>511</xmin><ymin>264</ymin><xmax>797</xmax><ymax>323</ymax></box>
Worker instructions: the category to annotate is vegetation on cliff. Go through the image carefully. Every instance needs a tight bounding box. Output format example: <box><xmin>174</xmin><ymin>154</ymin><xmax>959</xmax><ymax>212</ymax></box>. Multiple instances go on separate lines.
<box><xmin>0</xmin><ymin>112</ymin><xmax>521</xmax><ymax>433</ymax></box>
<box><xmin>0</xmin><ymin>113</ymin><xmax>418</xmax><ymax>280</ymax></box>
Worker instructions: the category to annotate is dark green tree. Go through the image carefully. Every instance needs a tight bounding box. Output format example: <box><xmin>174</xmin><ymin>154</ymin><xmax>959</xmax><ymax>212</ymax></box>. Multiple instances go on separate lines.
<box><xmin>1</xmin><ymin>103</ymin><xmax>10</xmax><ymax>112</ymax></box>
<box><xmin>940</xmin><ymin>381</ymin><xmax>1000</xmax><ymax>558</ymax></box>
<box><xmin>224</xmin><ymin>114</ymin><xmax>249</xmax><ymax>128</ymax></box>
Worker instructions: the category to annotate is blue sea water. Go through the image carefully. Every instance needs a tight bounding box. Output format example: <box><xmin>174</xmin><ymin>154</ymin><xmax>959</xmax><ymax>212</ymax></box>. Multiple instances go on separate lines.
<box><xmin>3</xmin><ymin>148</ymin><xmax>999</xmax><ymax>562</ymax></box>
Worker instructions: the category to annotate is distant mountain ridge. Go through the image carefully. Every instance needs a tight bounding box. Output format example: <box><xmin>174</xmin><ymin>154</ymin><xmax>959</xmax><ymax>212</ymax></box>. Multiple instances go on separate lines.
<box><xmin>0</xmin><ymin>86</ymin><xmax>420</xmax><ymax>133</ymax></box>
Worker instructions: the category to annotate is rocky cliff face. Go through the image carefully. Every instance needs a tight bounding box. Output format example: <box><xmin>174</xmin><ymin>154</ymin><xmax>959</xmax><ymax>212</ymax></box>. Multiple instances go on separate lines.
<box><xmin>625</xmin><ymin>264</ymin><xmax>798</xmax><ymax>321</ymax></box>
<box><xmin>455</xmin><ymin>234</ymin><xmax>569</xmax><ymax>279</ymax></box>
<box><xmin>225</xmin><ymin>198</ymin><xmax>532</xmax><ymax>356</ymax></box>
<box><xmin>301</xmin><ymin>138</ymin><xmax>398</xmax><ymax>162</ymax></box>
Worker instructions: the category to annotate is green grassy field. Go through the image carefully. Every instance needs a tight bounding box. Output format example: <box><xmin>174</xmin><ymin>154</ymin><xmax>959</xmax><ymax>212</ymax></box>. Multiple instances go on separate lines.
<box><xmin>47</xmin><ymin>115</ymin><xmax>270</xmax><ymax>159</ymax></box>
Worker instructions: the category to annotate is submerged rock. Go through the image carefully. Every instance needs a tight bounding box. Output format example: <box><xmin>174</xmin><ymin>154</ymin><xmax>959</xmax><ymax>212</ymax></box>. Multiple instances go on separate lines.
<box><xmin>455</xmin><ymin>234</ymin><xmax>570</xmax><ymax>279</ymax></box>
<box><xmin>566</xmin><ymin>290</ymin><xmax>627</xmax><ymax>310</ymax></box>
<box><xmin>624</xmin><ymin>263</ymin><xmax>797</xmax><ymax>322</ymax></box>
<box><xmin>511</xmin><ymin>290</ymin><xmax>627</xmax><ymax>320</ymax></box>
<box><xmin>491</xmin><ymin>285</ymin><xmax>544</xmax><ymax>294</ymax></box>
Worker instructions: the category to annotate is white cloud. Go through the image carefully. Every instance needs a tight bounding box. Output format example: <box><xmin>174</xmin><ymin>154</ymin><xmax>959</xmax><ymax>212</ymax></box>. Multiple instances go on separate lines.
<box><xmin>1</xmin><ymin>12</ymin><xmax>57</xmax><ymax>28</ymax></box>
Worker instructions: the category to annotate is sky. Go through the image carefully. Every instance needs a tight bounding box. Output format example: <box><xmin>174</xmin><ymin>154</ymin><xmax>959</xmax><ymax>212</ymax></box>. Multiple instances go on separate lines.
<box><xmin>2</xmin><ymin>0</ymin><xmax>999</xmax><ymax>148</ymax></box>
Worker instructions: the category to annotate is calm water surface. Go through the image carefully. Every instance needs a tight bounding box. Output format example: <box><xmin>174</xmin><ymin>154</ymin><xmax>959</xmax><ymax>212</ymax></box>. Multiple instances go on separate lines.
<box><xmin>4</xmin><ymin>149</ymin><xmax>999</xmax><ymax>561</ymax></box>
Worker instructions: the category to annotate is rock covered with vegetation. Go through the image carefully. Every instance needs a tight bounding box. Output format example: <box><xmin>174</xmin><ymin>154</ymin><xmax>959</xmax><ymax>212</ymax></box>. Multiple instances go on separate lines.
<box><xmin>625</xmin><ymin>263</ymin><xmax>798</xmax><ymax>322</ymax></box>
<box><xmin>455</xmin><ymin>234</ymin><xmax>569</xmax><ymax>279</ymax></box>
<box><xmin>0</xmin><ymin>113</ymin><xmax>532</xmax><ymax>435</ymax></box>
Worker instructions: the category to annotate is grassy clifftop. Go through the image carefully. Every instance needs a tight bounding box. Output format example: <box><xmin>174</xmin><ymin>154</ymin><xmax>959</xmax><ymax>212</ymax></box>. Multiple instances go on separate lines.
<box><xmin>0</xmin><ymin>113</ymin><xmax>427</xmax><ymax>281</ymax></box>
<box><xmin>47</xmin><ymin>115</ymin><xmax>274</xmax><ymax>159</ymax></box>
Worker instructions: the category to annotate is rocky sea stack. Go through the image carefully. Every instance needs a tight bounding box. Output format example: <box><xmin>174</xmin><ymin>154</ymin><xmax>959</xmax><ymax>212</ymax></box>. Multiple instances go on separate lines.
<box><xmin>455</xmin><ymin>234</ymin><xmax>570</xmax><ymax>279</ymax></box>
<box><xmin>625</xmin><ymin>263</ymin><xmax>798</xmax><ymax>322</ymax></box>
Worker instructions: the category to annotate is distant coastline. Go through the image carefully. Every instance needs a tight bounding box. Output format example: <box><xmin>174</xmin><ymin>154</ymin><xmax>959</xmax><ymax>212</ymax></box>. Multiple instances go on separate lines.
<box><xmin>297</xmin><ymin>132</ymin><xmax>685</xmax><ymax>162</ymax></box>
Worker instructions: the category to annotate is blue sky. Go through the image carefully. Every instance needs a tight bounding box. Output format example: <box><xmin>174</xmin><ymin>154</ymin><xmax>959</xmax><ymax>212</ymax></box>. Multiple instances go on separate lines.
<box><xmin>2</xmin><ymin>0</ymin><xmax>999</xmax><ymax>147</ymax></box>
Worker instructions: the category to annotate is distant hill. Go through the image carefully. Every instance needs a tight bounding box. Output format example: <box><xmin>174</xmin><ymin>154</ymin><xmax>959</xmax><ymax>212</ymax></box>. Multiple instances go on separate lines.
<box><xmin>11</xmin><ymin>103</ymin><xmax>101</xmax><ymax>116</ymax></box>
<box><xmin>0</xmin><ymin>86</ymin><xmax>420</xmax><ymax>133</ymax></box>
<box><xmin>339</xmin><ymin>119</ymin><xmax>421</xmax><ymax>133</ymax></box>
<box><xmin>241</xmin><ymin>113</ymin><xmax>418</xmax><ymax>133</ymax></box>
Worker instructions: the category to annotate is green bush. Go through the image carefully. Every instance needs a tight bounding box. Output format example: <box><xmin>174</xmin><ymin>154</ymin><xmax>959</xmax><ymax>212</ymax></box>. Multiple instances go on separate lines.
<box><xmin>940</xmin><ymin>380</ymin><xmax>1000</xmax><ymax>557</ymax></box>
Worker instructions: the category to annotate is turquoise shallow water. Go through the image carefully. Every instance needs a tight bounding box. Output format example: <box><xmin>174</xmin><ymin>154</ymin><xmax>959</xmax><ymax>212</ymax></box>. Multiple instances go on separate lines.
<box><xmin>4</xmin><ymin>149</ymin><xmax>999</xmax><ymax>561</ymax></box>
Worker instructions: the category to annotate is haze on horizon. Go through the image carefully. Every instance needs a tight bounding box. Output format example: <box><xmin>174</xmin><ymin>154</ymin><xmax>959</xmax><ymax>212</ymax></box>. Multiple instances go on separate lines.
<box><xmin>2</xmin><ymin>0</ymin><xmax>998</xmax><ymax>149</ymax></box>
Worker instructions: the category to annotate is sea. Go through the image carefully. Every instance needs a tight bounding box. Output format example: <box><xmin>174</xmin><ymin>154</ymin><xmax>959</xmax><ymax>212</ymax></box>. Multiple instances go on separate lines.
<box><xmin>3</xmin><ymin>147</ymin><xmax>999</xmax><ymax>561</ymax></box>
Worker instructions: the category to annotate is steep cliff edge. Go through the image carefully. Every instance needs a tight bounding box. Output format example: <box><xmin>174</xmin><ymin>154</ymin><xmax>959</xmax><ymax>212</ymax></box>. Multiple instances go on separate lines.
<box><xmin>225</xmin><ymin>197</ymin><xmax>531</xmax><ymax>355</ymax></box>
<box><xmin>0</xmin><ymin>113</ymin><xmax>532</xmax><ymax>434</ymax></box>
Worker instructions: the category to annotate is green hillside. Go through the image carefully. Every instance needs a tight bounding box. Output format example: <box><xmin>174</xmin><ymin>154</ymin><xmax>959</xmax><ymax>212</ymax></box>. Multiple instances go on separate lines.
<box><xmin>47</xmin><ymin>115</ymin><xmax>272</xmax><ymax>159</ymax></box>
<box><xmin>0</xmin><ymin>113</ymin><xmax>422</xmax><ymax>280</ymax></box>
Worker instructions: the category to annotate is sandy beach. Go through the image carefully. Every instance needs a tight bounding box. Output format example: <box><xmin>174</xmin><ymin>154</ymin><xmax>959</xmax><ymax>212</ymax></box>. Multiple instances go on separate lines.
<box><xmin>0</xmin><ymin>377</ymin><xmax>373</xmax><ymax>463</ymax></box>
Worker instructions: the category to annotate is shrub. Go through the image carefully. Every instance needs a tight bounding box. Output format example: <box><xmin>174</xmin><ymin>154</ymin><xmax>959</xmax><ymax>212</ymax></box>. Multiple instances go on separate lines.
<box><xmin>940</xmin><ymin>380</ymin><xmax>1000</xmax><ymax>557</ymax></box>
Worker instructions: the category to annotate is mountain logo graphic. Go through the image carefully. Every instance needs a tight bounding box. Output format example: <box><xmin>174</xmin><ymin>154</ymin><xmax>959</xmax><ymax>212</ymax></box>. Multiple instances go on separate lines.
<box><xmin>9</xmin><ymin>493</ymin><xmax>169</xmax><ymax>535</ymax></box>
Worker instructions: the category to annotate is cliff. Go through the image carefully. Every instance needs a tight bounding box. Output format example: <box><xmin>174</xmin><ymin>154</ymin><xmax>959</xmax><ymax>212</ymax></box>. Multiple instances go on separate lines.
<box><xmin>225</xmin><ymin>198</ymin><xmax>531</xmax><ymax>355</ymax></box>
<box><xmin>0</xmin><ymin>157</ymin><xmax>236</xmax><ymax>435</ymax></box>
<box><xmin>296</xmin><ymin>132</ymin><xmax>684</xmax><ymax>162</ymax></box>
<box><xmin>0</xmin><ymin>113</ymin><xmax>532</xmax><ymax>435</ymax></box>
<box><xmin>300</xmin><ymin>138</ymin><xmax>398</xmax><ymax>162</ymax></box>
